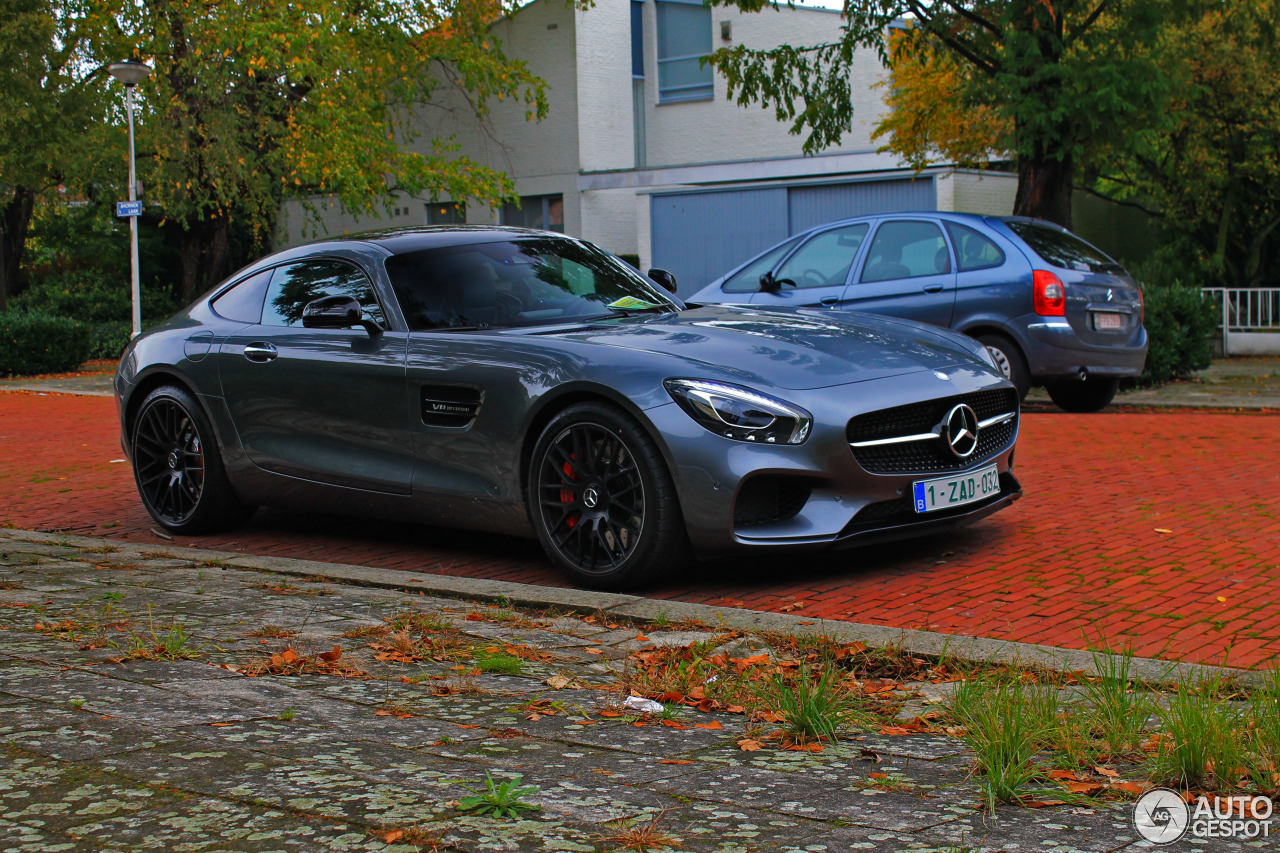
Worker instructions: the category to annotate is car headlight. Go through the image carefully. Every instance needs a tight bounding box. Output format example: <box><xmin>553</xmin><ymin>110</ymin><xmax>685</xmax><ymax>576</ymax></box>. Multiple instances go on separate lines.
<box><xmin>664</xmin><ymin>379</ymin><xmax>812</xmax><ymax>445</ymax></box>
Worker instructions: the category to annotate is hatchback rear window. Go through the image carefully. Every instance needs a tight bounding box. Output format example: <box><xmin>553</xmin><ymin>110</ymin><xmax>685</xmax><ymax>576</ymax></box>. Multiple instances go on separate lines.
<box><xmin>1005</xmin><ymin>221</ymin><xmax>1124</xmax><ymax>273</ymax></box>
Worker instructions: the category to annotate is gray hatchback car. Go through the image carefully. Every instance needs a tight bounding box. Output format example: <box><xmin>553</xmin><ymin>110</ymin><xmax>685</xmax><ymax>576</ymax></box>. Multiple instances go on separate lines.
<box><xmin>689</xmin><ymin>212</ymin><xmax>1147</xmax><ymax>412</ymax></box>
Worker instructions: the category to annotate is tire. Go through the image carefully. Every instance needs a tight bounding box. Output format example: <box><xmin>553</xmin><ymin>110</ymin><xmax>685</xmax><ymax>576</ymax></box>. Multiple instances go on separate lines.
<box><xmin>1046</xmin><ymin>378</ymin><xmax>1120</xmax><ymax>413</ymax></box>
<box><xmin>975</xmin><ymin>333</ymin><xmax>1031</xmax><ymax>400</ymax></box>
<box><xmin>130</xmin><ymin>385</ymin><xmax>254</xmax><ymax>535</ymax></box>
<box><xmin>527</xmin><ymin>402</ymin><xmax>690</xmax><ymax>590</ymax></box>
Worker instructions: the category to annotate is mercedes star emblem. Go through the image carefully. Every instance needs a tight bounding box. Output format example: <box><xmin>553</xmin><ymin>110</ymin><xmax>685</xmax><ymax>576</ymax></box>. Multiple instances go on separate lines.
<box><xmin>582</xmin><ymin>487</ymin><xmax>599</xmax><ymax>509</ymax></box>
<box><xmin>942</xmin><ymin>404</ymin><xmax>980</xmax><ymax>459</ymax></box>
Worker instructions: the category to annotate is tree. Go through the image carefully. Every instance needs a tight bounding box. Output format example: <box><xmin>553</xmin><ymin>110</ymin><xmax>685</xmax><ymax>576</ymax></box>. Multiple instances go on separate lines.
<box><xmin>706</xmin><ymin>0</ymin><xmax>1173</xmax><ymax>228</ymax></box>
<box><xmin>1096</xmin><ymin>1</ymin><xmax>1280</xmax><ymax>287</ymax></box>
<box><xmin>103</xmin><ymin>0</ymin><xmax>550</xmax><ymax>301</ymax></box>
<box><xmin>0</xmin><ymin>0</ymin><xmax>109</xmax><ymax>310</ymax></box>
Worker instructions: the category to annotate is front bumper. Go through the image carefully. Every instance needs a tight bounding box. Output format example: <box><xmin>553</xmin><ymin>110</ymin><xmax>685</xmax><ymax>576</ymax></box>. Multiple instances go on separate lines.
<box><xmin>654</xmin><ymin>365</ymin><xmax>1022</xmax><ymax>557</ymax></box>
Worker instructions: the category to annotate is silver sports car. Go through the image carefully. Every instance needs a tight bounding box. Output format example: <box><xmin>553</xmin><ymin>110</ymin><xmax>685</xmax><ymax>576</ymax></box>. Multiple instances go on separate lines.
<box><xmin>115</xmin><ymin>227</ymin><xmax>1022</xmax><ymax>588</ymax></box>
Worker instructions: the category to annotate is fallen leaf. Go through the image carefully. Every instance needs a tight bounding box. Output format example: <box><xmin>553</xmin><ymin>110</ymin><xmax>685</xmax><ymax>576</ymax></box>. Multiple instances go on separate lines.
<box><xmin>785</xmin><ymin>742</ymin><xmax>824</xmax><ymax>753</ymax></box>
<box><xmin>1216</xmin><ymin>596</ymin><xmax>1227</xmax><ymax>603</ymax></box>
<box><xmin>859</xmin><ymin>748</ymin><xmax>882</xmax><ymax>763</ymax></box>
<box><xmin>1094</xmin><ymin>766</ymin><xmax>1119</xmax><ymax>778</ymax></box>
<box><xmin>660</xmin><ymin>719</ymin><xmax>688</xmax><ymax>730</ymax></box>
<box><xmin>687</xmin><ymin>686</ymin><xmax>706</xmax><ymax>700</ymax></box>
<box><xmin>545</xmin><ymin>674</ymin><xmax>571</xmax><ymax>690</ymax></box>
<box><xmin>635</xmin><ymin>634</ymin><xmax>651</xmax><ymax>642</ymax></box>
<box><xmin>1062</xmin><ymin>780</ymin><xmax>1103</xmax><ymax>796</ymax></box>
<box><xmin>1111</xmin><ymin>781</ymin><xmax>1147</xmax><ymax>795</ymax></box>
<box><xmin>1154</xmin><ymin>528</ymin><xmax>1173</xmax><ymax>534</ymax></box>
<box><xmin>692</xmin><ymin>720</ymin><xmax>723</xmax><ymax>730</ymax></box>
<box><xmin>584</xmin><ymin>648</ymin><xmax>603</xmax><ymax>655</ymax></box>
<box><xmin>870</xmin><ymin>772</ymin><xmax>887</xmax><ymax>780</ymax></box>
<box><xmin>598</xmin><ymin>710</ymin><xmax>623</xmax><ymax>718</ymax></box>
<box><xmin>878</xmin><ymin>725</ymin><xmax>914</xmax><ymax>736</ymax></box>
<box><xmin>317</xmin><ymin>645</ymin><xmax>342</xmax><ymax>662</ymax></box>
<box><xmin>779</xmin><ymin>601</ymin><xmax>806</xmax><ymax>612</ymax></box>
<box><xmin>281</xmin><ymin>648</ymin><xmax>299</xmax><ymax>664</ymax></box>
<box><xmin>659</xmin><ymin>760</ymin><xmax>693</xmax><ymax>765</ymax></box>
<box><xmin>725</xmin><ymin>704</ymin><xmax>746</xmax><ymax>714</ymax></box>
<box><xmin>382</xmin><ymin>829</ymin><xmax>404</xmax><ymax>843</ymax></box>
<box><xmin>757</xmin><ymin>711</ymin><xmax>785</xmax><ymax>724</ymax></box>
<box><xmin>1048</xmin><ymin>769</ymin><xmax>1080</xmax><ymax>780</ymax></box>
<box><xmin>209</xmin><ymin>722</ymin><xmax>235</xmax><ymax>727</ymax></box>
<box><xmin>1022</xmin><ymin>799</ymin><xmax>1067</xmax><ymax>808</ymax></box>
<box><xmin>737</xmin><ymin>738</ymin><xmax>764</xmax><ymax>752</ymax></box>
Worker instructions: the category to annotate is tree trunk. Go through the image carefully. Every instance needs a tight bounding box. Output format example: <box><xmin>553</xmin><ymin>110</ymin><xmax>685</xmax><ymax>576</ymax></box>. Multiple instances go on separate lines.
<box><xmin>1013</xmin><ymin>151</ymin><xmax>1074</xmax><ymax>229</ymax></box>
<box><xmin>178</xmin><ymin>214</ymin><xmax>232</xmax><ymax>302</ymax></box>
<box><xmin>0</xmin><ymin>187</ymin><xmax>36</xmax><ymax>312</ymax></box>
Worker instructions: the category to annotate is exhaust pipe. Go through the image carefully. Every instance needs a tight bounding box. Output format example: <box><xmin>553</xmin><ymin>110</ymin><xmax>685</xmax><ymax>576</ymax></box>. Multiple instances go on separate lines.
<box><xmin>1078</xmin><ymin>367</ymin><xmax>1089</xmax><ymax>381</ymax></box>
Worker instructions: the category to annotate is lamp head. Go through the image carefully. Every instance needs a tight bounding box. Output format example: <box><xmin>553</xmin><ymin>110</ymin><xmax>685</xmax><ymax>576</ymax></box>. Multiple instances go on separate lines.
<box><xmin>107</xmin><ymin>60</ymin><xmax>152</xmax><ymax>87</ymax></box>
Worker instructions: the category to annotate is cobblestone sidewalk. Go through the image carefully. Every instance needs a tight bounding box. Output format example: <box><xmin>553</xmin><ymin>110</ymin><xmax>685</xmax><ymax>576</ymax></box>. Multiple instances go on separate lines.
<box><xmin>1</xmin><ymin>532</ymin><xmax>1261</xmax><ymax>852</ymax></box>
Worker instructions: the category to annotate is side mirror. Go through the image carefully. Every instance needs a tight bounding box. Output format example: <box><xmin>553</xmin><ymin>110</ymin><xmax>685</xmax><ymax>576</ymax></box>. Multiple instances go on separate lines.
<box><xmin>759</xmin><ymin>272</ymin><xmax>779</xmax><ymax>293</ymax></box>
<box><xmin>647</xmin><ymin>268</ymin><xmax>678</xmax><ymax>294</ymax></box>
<box><xmin>302</xmin><ymin>295</ymin><xmax>381</xmax><ymax>335</ymax></box>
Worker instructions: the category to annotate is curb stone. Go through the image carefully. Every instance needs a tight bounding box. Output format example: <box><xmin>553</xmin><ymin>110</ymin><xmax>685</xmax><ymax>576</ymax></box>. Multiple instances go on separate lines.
<box><xmin>3</xmin><ymin>526</ymin><xmax>1267</xmax><ymax>687</ymax></box>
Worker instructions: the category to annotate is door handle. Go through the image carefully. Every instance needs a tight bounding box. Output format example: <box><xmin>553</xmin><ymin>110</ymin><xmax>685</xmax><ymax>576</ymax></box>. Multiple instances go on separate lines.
<box><xmin>923</xmin><ymin>285</ymin><xmax>944</xmax><ymax>294</ymax></box>
<box><xmin>819</xmin><ymin>295</ymin><xmax>840</xmax><ymax>306</ymax></box>
<box><xmin>243</xmin><ymin>343</ymin><xmax>278</xmax><ymax>363</ymax></box>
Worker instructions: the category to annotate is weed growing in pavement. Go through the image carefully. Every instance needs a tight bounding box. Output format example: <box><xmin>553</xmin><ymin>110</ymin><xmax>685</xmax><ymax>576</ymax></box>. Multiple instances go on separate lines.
<box><xmin>596</xmin><ymin>810</ymin><xmax>679</xmax><ymax>852</ymax></box>
<box><xmin>769</xmin><ymin>665</ymin><xmax>864</xmax><ymax>744</ymax></box>
<box><xmin>388</xmin><ymin>610</ymin><xmax>455</xmax><ymax>633</ymax></box>
<box><xmin>457</xmin><ymin>771</ymin><xmax>540</xmax><ymax>819</ymax></box>
<box><xmin>278</xmin><ymin>708</ymin><xmax>297</xmax><ymax>722</ymax></box>
<box><xmin>1078</xmin><ymin>647</ymin><xmax>1159</xmax><ymax>759</ymax></box>
<box><xmin>1243</xmin><ymin>669</ymin><xmax>1280</xmax><ymax>793</ymax></box>
<box><xmin>1146</xmin><ymin>674</ymin><xmax>1248</xmax><ymax>790</ymax></box>
<box><xmin>341</xmin><ymin>623</ymin><xmax>391</xmax><ymax>640</ymax></box>
<box><xmin>123</xmin><ymin>612</ymin><xmax>205</xmax><ymax>661</ymax></box>
<box><xmin>248</xmin><ymin>624</ymin><xmax>298</xmax><ymax>639</ymax></box>
<box><xmin>247</xmin><ymin>580</ymin><xmax>333</xmax><ymax>597</ymax></box>
<box><xmin>950</xmin><ymin>677</ymin><xmax>1068</xmax><ymax>809</ymax></box>
<box><xmin>476</xmin><ymin>653</ymin><xmax>523</xmax><ymax>676</ymax></box>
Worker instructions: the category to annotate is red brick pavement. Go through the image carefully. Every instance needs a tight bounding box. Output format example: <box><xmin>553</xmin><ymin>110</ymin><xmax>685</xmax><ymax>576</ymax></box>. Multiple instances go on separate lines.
<box><xmin>2</xmin><ymin>390</ymin><xmax>1277</xmax><ymax>668</ymax></box>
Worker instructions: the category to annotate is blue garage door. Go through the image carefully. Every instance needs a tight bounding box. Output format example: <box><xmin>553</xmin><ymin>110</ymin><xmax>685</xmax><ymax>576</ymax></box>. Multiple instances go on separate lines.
<box><xmin>651</xmin><ymin>177</ymin><xmax>937</xmax><ymax>296</ymax></box>
<box><xmin>650</xmin><ymin>188</ymin><xmax>787</xmax><ymax>296</ymax></box>
<box><xmin>788</xmin><ymin>178</ymin><xmax>936</xmax><ymax>233</ymax></box>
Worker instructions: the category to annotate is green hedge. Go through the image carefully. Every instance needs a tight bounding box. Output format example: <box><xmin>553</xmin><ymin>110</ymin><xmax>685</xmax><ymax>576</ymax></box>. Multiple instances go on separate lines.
<box><xmin>1128</xmin><ymin>252</ymin><xmax>1218</xmax><ymax>387</ymax></box>
<box><xmin>0</xmin><ymin>312</ymin><xmax>94</xmax><ymax>377</ymax></box>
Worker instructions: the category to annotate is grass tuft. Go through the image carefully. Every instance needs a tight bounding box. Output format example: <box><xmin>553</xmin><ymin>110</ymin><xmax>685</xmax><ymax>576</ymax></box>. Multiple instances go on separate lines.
<box><xmin>769</xmin><ymin>665</ymin><xmax>863</xmax><ymax>744</ymax></box>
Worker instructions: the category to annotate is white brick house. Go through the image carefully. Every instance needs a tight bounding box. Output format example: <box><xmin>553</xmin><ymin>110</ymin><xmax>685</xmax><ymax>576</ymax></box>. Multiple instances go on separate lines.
<box><xmin>279</xmin><ymin>0</ymin><xmax>1016</xmax><ymax>294</ymax></box>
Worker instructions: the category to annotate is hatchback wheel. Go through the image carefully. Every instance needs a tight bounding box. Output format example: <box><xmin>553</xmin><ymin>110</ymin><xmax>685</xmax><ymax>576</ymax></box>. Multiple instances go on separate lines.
<box><xmin>975</xmin><ymin>333</ymin><xmax>1030</xmax><ymax>400</ymax></box>
<box><xmin>528</xmin><ymin>402</ymin><xmax>688</xmax><ymax>589</ymax></box>
<box><xmin>131</xmin><ymin>385</ymin><xmax>253</xmax><ymax>534</ymax></box>
<box><xmin>1046</xmin><ymin>378</ymin><xmax>1119</xmax><ymax>413</ymax></box>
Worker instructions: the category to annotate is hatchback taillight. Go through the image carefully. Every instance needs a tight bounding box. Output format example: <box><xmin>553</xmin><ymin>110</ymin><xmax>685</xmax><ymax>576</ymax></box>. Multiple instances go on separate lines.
<box><xmin>1033</xmin><ymin>270</ymin><xmax>1066</xmax><ymax>316</ymax></box>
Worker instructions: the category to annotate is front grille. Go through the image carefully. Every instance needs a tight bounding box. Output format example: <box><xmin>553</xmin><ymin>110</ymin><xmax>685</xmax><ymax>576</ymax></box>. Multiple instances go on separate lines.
<box><xmin>734</xmin><ymin>476</ymin><xmax>812</xmax><ymax>529</ymax></box>
<box><xmin>842</xmin><ymin>472</ymin><xmax>1020</xmax><ymax>535</ymax></box>
<box><xmin>846</xmin><ymin>388</ymin><xmax>1018</xmax><ymax>474</ymax></box>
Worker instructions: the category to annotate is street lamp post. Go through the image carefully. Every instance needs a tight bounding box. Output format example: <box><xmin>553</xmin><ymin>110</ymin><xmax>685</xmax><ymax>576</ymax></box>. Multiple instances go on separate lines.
<box><xmin>107</xmin><ymin>60</ymin><xmax>152</xmax><ymax>338</ymax></box>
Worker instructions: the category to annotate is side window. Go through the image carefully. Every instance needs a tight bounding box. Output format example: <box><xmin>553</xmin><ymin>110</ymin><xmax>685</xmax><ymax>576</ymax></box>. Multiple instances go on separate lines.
<box><xmin>722</xmin><ymin>238</ymin><xmax>800</xmax><ymax>293</ymax></box>
<box><xmin>861</xmin><ymin>221</ymin><xmax>951</xmax><ymax>283</ymax></box>
<box><xmin>774</xmin><ymin>223</ymin><xmax>869</xmax><ymax>289</ymax></box>
<box><xmin>210</xmin><ymin>269</ymin><xmax>272</xmax><ymax>323</ymax></box>
<box><xmin>262</xmin><ymin>260</ymin><xmax>387</xmax><ymax>329</ymax></box>
<box><xmin>945</xmin><ymin>222</ymin><xmax>1006</xmax><ymax>272</ymax></box>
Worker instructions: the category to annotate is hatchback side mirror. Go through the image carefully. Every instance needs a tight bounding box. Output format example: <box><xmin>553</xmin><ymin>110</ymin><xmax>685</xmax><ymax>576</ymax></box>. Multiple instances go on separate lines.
<box><xmin>647</xmin><ymin>268</ymin><xmax>678</xmax><ymax>294</ymax></box>
<box><xmin>302</xmin><ymin>295</ymin><xmax>381</xmax><ymax>335</ymax></box>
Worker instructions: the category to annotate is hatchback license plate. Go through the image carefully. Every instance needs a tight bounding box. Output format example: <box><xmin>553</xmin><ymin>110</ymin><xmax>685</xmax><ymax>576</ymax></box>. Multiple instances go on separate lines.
<box><xmin>1093</xmin><ymin>311</ymin><xmax>1125</xmax><ymax>330</ymax></box>
<box><xmin>913</xmin><ymin>465</ymin><xmax>1000</xmax><ymax>513</ymax></box>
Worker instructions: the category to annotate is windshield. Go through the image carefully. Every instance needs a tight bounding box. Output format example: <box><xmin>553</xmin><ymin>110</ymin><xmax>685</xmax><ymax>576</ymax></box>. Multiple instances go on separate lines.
<box><xmin>1005</xmin><ymin>221</ymin><xmax>1125</xmax><ymax>274</ymax></box>
<box><xmin>385</xmin><ymin>238</ymin><xmax>681</xmax><ymax>331</ymax></box>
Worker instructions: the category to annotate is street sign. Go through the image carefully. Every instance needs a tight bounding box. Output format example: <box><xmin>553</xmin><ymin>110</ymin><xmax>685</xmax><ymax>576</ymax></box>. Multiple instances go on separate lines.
<box><xmin>116</xmin><ymin>201</ymin><xmax>142</xmax><ymax>217</ymax></box>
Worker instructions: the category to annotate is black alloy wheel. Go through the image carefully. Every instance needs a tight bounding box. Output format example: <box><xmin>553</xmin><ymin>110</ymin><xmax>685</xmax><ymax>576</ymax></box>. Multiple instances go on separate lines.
<box><xmin>528</xmin><ymin>402</ymin><xmax>688</xmax><ymax>589</ymax></box>
<box><xmin>131</xmin><ymin>385</ymin><xmax>253</xmax><ymax>534</ymax></box>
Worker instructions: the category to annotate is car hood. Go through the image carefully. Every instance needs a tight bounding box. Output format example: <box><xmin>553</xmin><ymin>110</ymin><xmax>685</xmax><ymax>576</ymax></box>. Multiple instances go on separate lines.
<box><xmin>533</xmin><ymin>305</ymin><xmax>989</xmax><ymax>391</ymax></box>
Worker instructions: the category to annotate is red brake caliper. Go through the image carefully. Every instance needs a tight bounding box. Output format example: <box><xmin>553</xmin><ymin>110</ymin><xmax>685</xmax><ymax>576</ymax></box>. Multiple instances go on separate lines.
<box><xmin>560</xmin><ymin>454</ymin><xmax>578</xmax><ymax>527</ymax></box>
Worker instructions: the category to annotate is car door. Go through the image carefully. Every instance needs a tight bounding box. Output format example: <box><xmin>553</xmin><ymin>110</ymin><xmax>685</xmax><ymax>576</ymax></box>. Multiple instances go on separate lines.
<box><xmin>749</xmin><ymin>222</ymin><xmax>871</xmax><ymax>309</ymax></box>
<box><xmin>217</xmin><ymin>257</ymin><xmax>413</xmax><ymax>494</ymax></box>
<box><xmin>841</xmin><ymin>219</ymin><xmax>957</xmax><ymax>327</ymax></box>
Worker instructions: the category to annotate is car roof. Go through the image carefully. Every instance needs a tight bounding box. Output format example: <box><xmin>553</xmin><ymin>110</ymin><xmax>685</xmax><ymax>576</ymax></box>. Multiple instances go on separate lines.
<box><xmin>299</xmin><ymin>225</ymin><xmax>566</xmax><ymax>255</ymax></box>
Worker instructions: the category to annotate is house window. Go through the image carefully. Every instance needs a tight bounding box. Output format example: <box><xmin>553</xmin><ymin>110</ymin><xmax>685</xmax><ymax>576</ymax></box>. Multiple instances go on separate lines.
<box><xmin>500</xmin><ymin>195</ymin><xmax>564</xmax><ymax>232</ymax></box>
<box><xmin>656</xmin><ymin>0</ymin><xmax>713</xmax><ymax>103</ymax></box>
<box><xmin>426</xmin><ymin>202</ymin><xmax>466</xmax><ymax>225</ymax></box>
